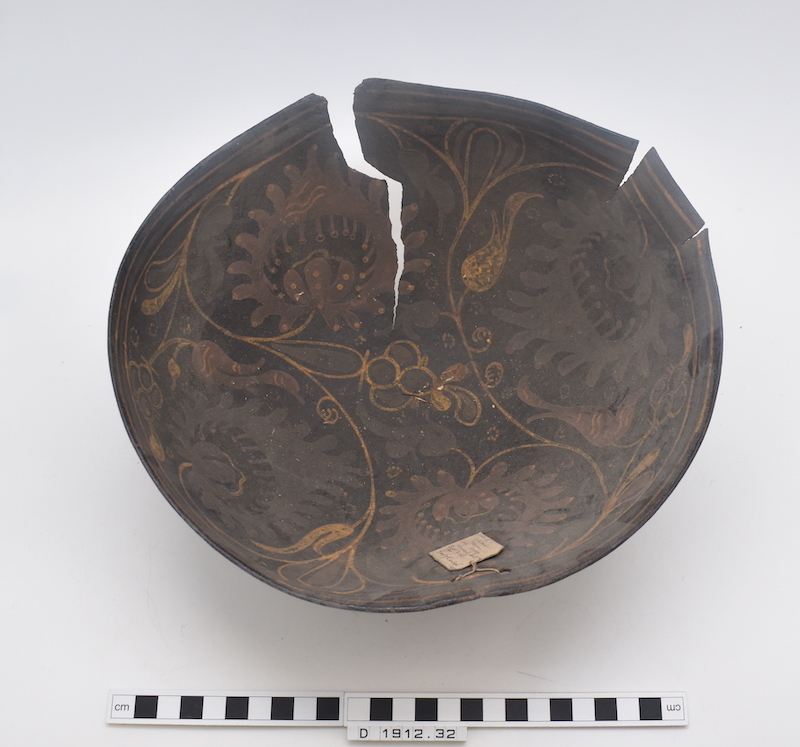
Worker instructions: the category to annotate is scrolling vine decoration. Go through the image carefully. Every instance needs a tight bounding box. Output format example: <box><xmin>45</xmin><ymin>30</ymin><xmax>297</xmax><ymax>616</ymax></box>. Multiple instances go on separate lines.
<box><xmin>109</xmin><ymin>80</ymin><xmax>721</xmax><ymax>611</ymax></box>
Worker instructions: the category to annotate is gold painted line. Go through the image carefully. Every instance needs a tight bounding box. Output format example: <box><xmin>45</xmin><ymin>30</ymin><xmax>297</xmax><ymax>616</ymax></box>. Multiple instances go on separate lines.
<box><xmin>368</xmin><ymin>117</ymin><xmax>468</xmax><ymax>207</ymax></box>
<box><xmin>627</xmin><ymin>179</ymin><xmax>678</xmax><ymax>251</ymax></box>
<box><xmin>594</xmin><ymin>268</ymin><xmax>704</xmax><ymax>548</ymax></box>
<box><xmin>360</xmin><ymin>112</ymin><xmax>629</xmax><ymax>176</ymax></box>
<box><xmin>535</xmin><ymin>245</ymin><xmax>709</xmax><ymax>564</ymax></box>
<box><xmin>114</xmin><ymin>124</ymin><xmax>334</xmax><ymax>356</ymax></box>
<box><xmin>164</xmin><ymin>100</ymin><xmax>329</xmax><ymax>213</ymax></box>
<box><xmin>643</xmin><ymin>156</ymin><xmax>702</xmax><ymax>233</ymax></box>
<box><xmin>128</xmin><ymin>124</ymin><xmax>331</xmax><ymax>269</ymax></box>
<box><xmin>132</xmin><ymin>276</ymin><xmax>378</xmax><ymax>572</ymax></box>
<box><xmin>356</xmin><ymin>86</ymin><xmax>634</xmax><ymax>154</ymax></box>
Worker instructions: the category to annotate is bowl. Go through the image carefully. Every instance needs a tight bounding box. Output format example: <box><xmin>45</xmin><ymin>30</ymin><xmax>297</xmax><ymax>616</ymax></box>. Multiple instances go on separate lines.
<box><xmin>109</xmin><ymin>79</ymin><xmax>721</xmax><ymax>611</ymax></box>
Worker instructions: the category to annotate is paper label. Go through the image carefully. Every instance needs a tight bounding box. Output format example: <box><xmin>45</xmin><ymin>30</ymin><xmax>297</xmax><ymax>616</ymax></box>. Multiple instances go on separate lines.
<box><xmin>429</xmin><ymin>533</ymin><xmax>504</xmax><ymax>571</ymax></box>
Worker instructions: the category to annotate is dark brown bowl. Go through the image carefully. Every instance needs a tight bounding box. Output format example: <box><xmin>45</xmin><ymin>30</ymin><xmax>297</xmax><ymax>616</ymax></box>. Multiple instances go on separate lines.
<box><xmin>109</xmin><ymin>79</ymin><xmax>721</xmax><ymax>611</ymax></box>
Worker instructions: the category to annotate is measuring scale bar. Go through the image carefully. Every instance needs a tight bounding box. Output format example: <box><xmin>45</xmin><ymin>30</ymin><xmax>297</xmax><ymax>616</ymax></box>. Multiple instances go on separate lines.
<box><xmin>108</xmin><ymin>691</ymin><xmax>687</xmax><ymax>738</ymax></box>
<box><xmin>345</xmin><ymin>692</ymin><xmax>686</xmax><ymax>732</ymax></box>
<box><xmin>108</xmin><ymin>691</ymin><xmax>342</xmax><ymax>725</ymax></box>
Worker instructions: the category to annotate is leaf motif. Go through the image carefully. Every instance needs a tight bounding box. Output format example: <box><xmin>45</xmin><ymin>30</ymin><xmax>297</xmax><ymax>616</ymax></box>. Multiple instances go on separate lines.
<box><xmin>461</xmin><ymin>212</ymin><xmax>504</xmax><ymax>292</ymax></box>
<box><xmin>461</xmin><ymin>192</ymin><xmax>541</xmax><ymax>292</ymax></box>
<box><xmin>398</xmin><ymin>147</ymin><xmax>456</xmax><ymax>225</ymax></box>
<box><xmin>168</xmin><ymin>358</ymin><xmax>181</xmax><ymax>388</ymax></box>
<box><xmin>192</xmin><ymin>340</ymin><xmax>304</xmax><ymax>402</ymax></box>
<box><xmin>430</xmin><ymin>389</ymin><xmax>451</xmax><ymax>412</ymax></box>
<box><xmin>356</xmin><ymin>404</ymin><xmax>455</xmax><ymax>459</ymax></box>
<box><xmin>450</xmin><ymin>386</ymin><xmax>481</xmax><ymax>426</ymax></box>
<box><xmin>295</xmin><ymin>550</ymin><xmax>365</xmax><ymax>592</ymax></box>
<box><xmin>254</xmin><ymin>523</ymin><xmax>354</xmax><ymax>555</ymax></box>
<box><xmin>259</xmin><ymin>370</ymin><xmax>304</xmax><ymax>402</ymax></box>
<box><xmin>141</xmin><ymin>268</ymin><xmax>182</xmax><ymax>315</ymax></box>
<box><xmin>608</xmin><ymin>450</ymin><xmax>660</xmax><ymax>515</ymax></box>
<box><xmin>440</xmin><ymin>362</ymin><xmax>470</xmax><ymax>384</ymax></box>
<box><xmin>149</xmin><ymin>433</ymin><xmax>165</xmax><ymax>461</ymax></box>
<box><xmin>628</xmin><ymin>450</ymin><xmax>660</xmax><ymax>483</ymax></box>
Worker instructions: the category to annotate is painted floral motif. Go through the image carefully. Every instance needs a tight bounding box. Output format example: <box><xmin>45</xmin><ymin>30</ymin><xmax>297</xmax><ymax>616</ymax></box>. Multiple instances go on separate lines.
<box><xmin>650</xmin><ymin>325</ymin><xmax>694</xmax><ymax>425</ymax></box>
<box><xmin>167</xmin><ymin>391</ymin><xmax>365</xmax><ymax>544</ymax></box>
<box><xmin>377</xmin><ymin>463</ymin><xmax>575</xmax><ymax>561</ymax></box>
<box><xmin>364</xmin><ymin>341</ymin><xmax>481</xmax><ymax>425</ymax></box>
<box><xmin>229</xmin><ymin>145</ymin><xmax>397</xmax><ymax>333</ymax></box>
<box><xmin>494</xmin><ymin>192</ymin><xmax>672</xmax><ymax>387</ymax></box>
<box><xmin>517</xmin><ymin>375</ymin><xmax>641</xmax><ymax>448</ymax></box>
<box><xmin>356</xmin><ymin>404</ymin><xmax>456</xmax><ymax>459</ymax></box>
<box><xmin>111</xmin><ymin>82</ymin><xmax>720</xmax><ymax>610</ymax></box>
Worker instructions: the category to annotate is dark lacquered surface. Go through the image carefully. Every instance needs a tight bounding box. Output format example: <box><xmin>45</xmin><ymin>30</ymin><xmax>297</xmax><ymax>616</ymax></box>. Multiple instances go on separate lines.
<box><xmin>109</xmin><ymin>80</ymin><xmax>721</xmax><ymax>611</ymax></box>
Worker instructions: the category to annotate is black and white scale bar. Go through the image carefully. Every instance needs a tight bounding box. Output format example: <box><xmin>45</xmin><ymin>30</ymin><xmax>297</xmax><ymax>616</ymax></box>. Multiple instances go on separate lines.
<box><xmin>108</xmin><ymin>691</ymin><xmax>686</xmax><ymax>729</ymax></box>
<box><xmin>345</xmin><ymin>692</ymin><xmax>687</xmax><ymax>728</ymax></box>
<box><xmin>107</xmin><ymin>692</ymin><xmax>342</xmax><ymax>725</ymax></box>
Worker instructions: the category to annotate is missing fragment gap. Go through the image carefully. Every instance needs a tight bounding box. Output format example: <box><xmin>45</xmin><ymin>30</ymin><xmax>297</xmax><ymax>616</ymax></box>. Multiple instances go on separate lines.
<box><xmin>327</xmin><ymin>102</ymin><xmax>405</xmax><ymax>328</ymax></box>
<box><xmin>619</xmin><ymin>141</ymin><xmax>649</xmax><ymax>189</ymax></box>
<box><xmin>385</xmin><ymin>177</ymin><xmax>404</xmax><ymax>326</ymax></box>
<box><xmin>617</xmin><ymin>142</ymin><xmax>706</xmax><ymax>242</ymax></box>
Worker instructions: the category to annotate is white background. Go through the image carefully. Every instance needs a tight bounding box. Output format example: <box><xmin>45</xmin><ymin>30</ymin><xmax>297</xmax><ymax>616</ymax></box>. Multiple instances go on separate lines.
<box><xmin>2</xmin><ymin>1</ymin><xmax>798</xmax><ymax>744</ymax></box>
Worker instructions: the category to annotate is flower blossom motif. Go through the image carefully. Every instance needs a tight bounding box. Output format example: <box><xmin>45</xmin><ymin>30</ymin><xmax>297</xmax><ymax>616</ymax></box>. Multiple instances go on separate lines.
<box><xmin>377</xmin><ymin>463</ymin><xmax>574</xmax><ymax>560</ymax></box>
<box><xmin>493</xmin><ymin>192</ymin><xmax>669</xmax><ymax>388</ymax></box>
<box><xmin>364</xmin><ymin>341</ymin><xmax>480</xmax><ymax>425</ymax></box>
<box><xmin>424</xmin><ymin>468</ymin><xmax>500</xmax><ymax>521</ymax></box>
<box><xmin>229</xmin><ymin>145</ymin><xmax>397</xmax><ymax>334</ymax></box>
<box><xmin>166</xmin><ymin>391</ymin><xmax>365</xmax><ymax>543</ymax></box>
<box><xmin>282</xmin><ymin>256</ymin><xmax>366</xmax><ymax>331</ymax></box>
